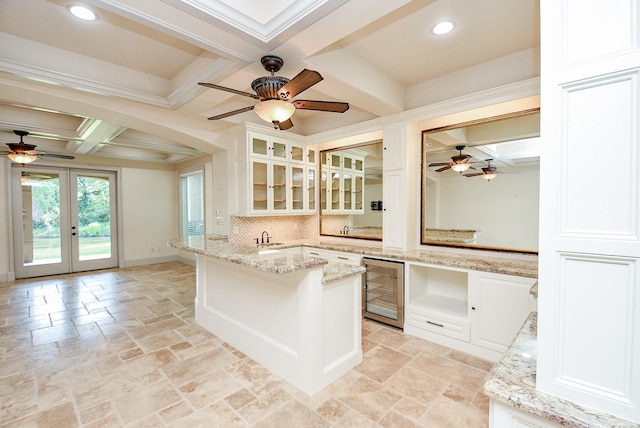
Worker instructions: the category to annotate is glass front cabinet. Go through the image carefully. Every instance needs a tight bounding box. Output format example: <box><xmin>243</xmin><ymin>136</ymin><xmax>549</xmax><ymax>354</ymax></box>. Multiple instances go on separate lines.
<box><xmin>242</xmin><ymin>131</ymin><xmax>317</xmax><ymax>216</ymax></box>
<box><xmin>322</xmin><ymin>152</ymin><xmax>365</xmax><ymax>214</ymax></box>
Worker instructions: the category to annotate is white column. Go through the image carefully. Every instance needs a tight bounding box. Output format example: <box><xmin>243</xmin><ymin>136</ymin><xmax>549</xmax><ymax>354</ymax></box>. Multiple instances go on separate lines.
<box><xmin>537</xmin><ymin>0</ymin><xmax>640</xmax><ymax>422</ymax></box>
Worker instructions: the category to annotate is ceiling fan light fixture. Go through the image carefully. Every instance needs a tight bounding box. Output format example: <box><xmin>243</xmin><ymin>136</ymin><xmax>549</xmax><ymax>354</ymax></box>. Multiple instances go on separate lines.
<box><xmin>68</xmin><ymin>5</ymin><xmax>97</xmax><ymax>21</ymax></box>
<box><xmin>8</xmin><ymin>153</ymin><xmax>37</xmax><ymax>164</ymax></box>
<box><xmin>482</xmin><ymin>172</ymin><xmax>497</xmax><ymax>181</ymax></box>
<box><xmin>253</xmin><ymin>99</ymin><xmax>295</xmax><ymax>124</ymax></box>
<box><xmin>451</xmin><ymin>163</ymin><xmax>470</xmax><ymax>172</ymax></box>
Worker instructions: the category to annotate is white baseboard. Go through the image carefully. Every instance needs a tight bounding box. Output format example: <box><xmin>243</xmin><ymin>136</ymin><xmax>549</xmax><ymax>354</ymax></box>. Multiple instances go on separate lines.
<box><xmin>122</xmin><ymin>255</ymin><xmax>177</xmax><ymax>268</ymax></box>
<box><xmin>0</xmin><ymin>271</ymin><xmax>16</xmax><ymax>283</ymax></box>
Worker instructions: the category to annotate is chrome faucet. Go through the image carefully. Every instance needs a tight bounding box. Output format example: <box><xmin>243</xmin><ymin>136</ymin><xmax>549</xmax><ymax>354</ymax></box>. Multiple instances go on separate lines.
<box><xmin>342</xmin><ymin>225</ymin><xmax>349</xmax><ymax>235</ymax></box>
<box><xmin>261</xmin><ymin>230</ymin><xmax>271</xmax><ymax>244</ymax></box>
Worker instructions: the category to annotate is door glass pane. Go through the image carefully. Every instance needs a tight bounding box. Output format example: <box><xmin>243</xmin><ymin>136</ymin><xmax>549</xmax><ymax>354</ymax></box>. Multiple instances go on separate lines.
<box><xmin>291</xmin><ymin>166</ymin><xmax>304</xmax><ymax>210</ymax></box>
<box><xmin>308</xmin><ymin>149</ymin><xmax>315</xmax><ymax>164</ymax></box>
<box><xmin>320</xmin><ymin>170</ymin><xmax>327</xmax><ymax>210</ymax></box>
<box><xmin>354</xmin><ymin>175</ymin><xmax>363</xmax><ymax>210</ymax></box>
<box><xmin>252</xmin><ymin>137</ymin><xmax>268</xmax><ymax>156</ymax></box>
<box><xmin>272</xmin><ymin>142</ymin><xmax>287</xmax><ymax>159</ymax></box>
<box><xmin>21</xmin><ymin>172</ymin><xmax>61</xmax><ymax>265</ymax></box>
<box><xmin>344</xmin><ymin>174</ymin><xmax>352</xmax><ymax>210</ymax></box>
<box><xmin>252</xmin><ymin>161</ymin><xmax>268</xmax><ymax>211</ymax></box>
<box><xmin>76</xmin><ymin>175</ymin><xmax>112</xmax><ymax>261</ymax></box>
<box><xmin>308</xmin><ymin>169</ymin><xmax>316</xmax><ymax>210</ymax></box>
<box><xmin>272</xmin><ymin>163</ymin><xmax>287</xmax><ymax>211</ymax></box>
<box><xmin>365</xmin><ymin>263</ymin><xmax>400</xmax><ymax>321</ymax></box>
<box><xmin>291</xmin><ymin>145</ymin><xmax>304</xmax><ymax>162</ymax></box>
<box><xmin>331</xmin><ymin>171</ymin><xmax>341</xmax><ymax>210</ymax></box>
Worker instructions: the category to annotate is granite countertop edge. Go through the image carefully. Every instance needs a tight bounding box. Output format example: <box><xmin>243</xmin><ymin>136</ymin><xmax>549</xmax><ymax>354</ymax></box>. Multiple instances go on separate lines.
<box><xmin>168</xmin><ymin>236</ymin><xmax>538</xmax><ymax>279</ymax></box>
<box><xmin>484</xmin><ymin>313</ymin><xmax>639</xmax><ymax>428</ymax></box>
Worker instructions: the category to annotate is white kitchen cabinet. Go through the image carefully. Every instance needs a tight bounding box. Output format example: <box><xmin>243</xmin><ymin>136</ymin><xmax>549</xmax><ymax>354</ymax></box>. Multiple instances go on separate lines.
<box><xmin>382</xmin><ymin>127</ymin><xmax>406</xmax><ymax>171</ymax></box>
<box><xmin>237</xmin><ymin>130</ymin><xmax>315</xmax><ymax>216</ymax></box>
<box><xmin>249</xmin><ymin>158</ymin><xmax>289</xmax><ymax>214</ymax></box>
<box><xmin>289</xmin><ymin>142</ymin><xmax>306</xmax><ymax>164</ymax></box>
<box><xmin>469</xmin><ymin>271</ymin><xmax>536</xmax><ymax>353</ymax></box>
<box><xmin>382</xmin><ymin>169</ymin><xmax>405</xmax><ymax>248</ymax></box>
<box><xmin>328</xmin><ymin>250</ymin><xmax>361</xmax><ymax>266</ymax></box>
<box><xmin>289</xmin><ymin>165</ymin><xmax>317</xmax><ymax>214</ymax></box>
<box><xmin>306</xmin><ymin>167</ymin><xmax>317</xmax><ymax>212</ymax></box>
<box><xmin>303</xmin><ymin>247</ymin><xmax>329</xmax><ymax>259</ymax></box>
<box><xmin>405</xmin><ymin>261</ymin><xmax>536</xmax><ymax>362</ymax></box>
<box><xmin>249</xmin><ymin>132</ymin><xmax>289</xmax><ymax>161</ymax></box>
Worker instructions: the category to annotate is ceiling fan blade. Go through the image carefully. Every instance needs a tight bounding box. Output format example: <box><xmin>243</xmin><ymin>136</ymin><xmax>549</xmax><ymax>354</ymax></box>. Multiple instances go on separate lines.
<box><xmin>435</xmin><ymin>164</ymin><xmax>452</xmax><ymax>172</ymax></box>
<box><xmin>40</xmin><ymin>153</ymin><xmax>75</xmax><ymax>160</ymax></box>
<box><xmin>464</xmin><ymin>172</ymin><xmax>484</xmax><ymax>177</ymax></box>
<box><xmin>428</xmin><ymin>162</ymin><xmax>451</xmax><ymax>167</ymax></box>
<box><xmin>207</xmin><ymin>106</ymin><xmax>255</xmax><ymax>120</ymax></box>
<box><xmin>276</xmin><ymin>119</ymin><xmax>294</xmax><ymax>130</ymax></box>
<box><xmin>292</xmin><ymin>100</ymin><xmax>349</xmax><ymax>113</ymax></box>
<box><xmin>198</xmin><ymin>82</ymin><xmax>260</xmax><ymax>100</ymax></box>
<box><xmin>277</xmin><ymin>69</ymin><xmax>323</xmax><ymax>100</ymax></box>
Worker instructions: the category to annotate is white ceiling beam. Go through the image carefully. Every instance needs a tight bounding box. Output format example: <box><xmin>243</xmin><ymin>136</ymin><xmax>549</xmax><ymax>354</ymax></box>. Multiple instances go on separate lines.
<box><xmin>305</xmin><ymin>48</ymin><xmax>406</xmax><ymax>117</ymax></box>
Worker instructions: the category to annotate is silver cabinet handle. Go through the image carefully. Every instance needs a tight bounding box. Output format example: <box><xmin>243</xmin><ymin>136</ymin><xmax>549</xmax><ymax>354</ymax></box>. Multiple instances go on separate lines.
<box><xmin>426</xmin><ymin>320</ymin><xmax>444</xmax><ymax>328</ymax></box>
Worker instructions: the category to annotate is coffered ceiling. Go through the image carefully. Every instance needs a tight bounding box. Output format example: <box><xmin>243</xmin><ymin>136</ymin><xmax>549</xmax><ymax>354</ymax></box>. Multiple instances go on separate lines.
<box><xmin>0</xmin><ymin>0</ymin><xmax>539</xmax><ymax>165</ymax></box>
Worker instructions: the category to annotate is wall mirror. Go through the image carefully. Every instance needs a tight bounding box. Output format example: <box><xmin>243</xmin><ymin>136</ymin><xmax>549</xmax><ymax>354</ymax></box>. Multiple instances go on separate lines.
<box><xmin>421</xmin><ymin>108</ymin><xmax>540</xmax><ymax>253</ymax></box>
<box><xmin>320</xmin><ymin>141</ymin><xmax>383</xmax><ymax>240</ymax></box>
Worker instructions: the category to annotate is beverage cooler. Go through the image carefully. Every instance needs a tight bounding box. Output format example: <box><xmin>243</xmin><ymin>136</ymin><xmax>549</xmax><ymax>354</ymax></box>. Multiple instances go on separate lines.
<box><xmin>361</xmin><ymin>257</ymin><xmax>404</xmax><ymax>328</ymax></box>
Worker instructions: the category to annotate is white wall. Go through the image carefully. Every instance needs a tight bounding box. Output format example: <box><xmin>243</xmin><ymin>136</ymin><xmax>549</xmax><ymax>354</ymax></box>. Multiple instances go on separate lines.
<box><xmin>120</xmin><ymin>167</ymin><xmax>178</xmax><ymax>266</ymax></box>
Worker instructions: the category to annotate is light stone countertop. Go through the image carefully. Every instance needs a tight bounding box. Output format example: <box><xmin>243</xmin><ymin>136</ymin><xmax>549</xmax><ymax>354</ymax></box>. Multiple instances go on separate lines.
<box><xmin>168</xmin><ymin>235</ymin><xmax>364</xmax><ymax>283</ymax></box>
<box><xmin>484</xmin><ymin>313</ymin><xmax>639</xmax><ymax>428</ymax></box>
<box><xmin>168</xmin><ymin>235</ymin><xmax>538</xmax><ymax>279</ymax></box>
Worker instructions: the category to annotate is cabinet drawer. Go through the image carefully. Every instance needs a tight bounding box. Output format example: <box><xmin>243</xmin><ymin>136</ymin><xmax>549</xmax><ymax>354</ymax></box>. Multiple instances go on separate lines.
<box><xmin>407</xmin><ymin>307</ymin><xmax>470</xmax><ymax>342</ymax></box>
<box><xmin>303</xmin><ymin>247</ymin><xmax>329</xmax><ymax>259</ymax></box>
<box><xmin>328</xmin><ymin>251</ymin><xmax>361</xmax><ymax>266</ymax></box>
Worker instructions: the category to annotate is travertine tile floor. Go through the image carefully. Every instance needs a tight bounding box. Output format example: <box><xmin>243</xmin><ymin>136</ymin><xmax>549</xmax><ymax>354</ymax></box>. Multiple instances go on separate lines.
<box><xmin>0</xmin><ymin>262</ymin><xmax>492</xmax><ymax>427</ymax></box>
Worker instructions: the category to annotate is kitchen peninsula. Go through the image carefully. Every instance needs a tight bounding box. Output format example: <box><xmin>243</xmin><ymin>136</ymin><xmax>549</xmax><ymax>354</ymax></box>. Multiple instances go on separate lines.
<box><xmin>168</xmin><ymin>235</ymin><xmax>365</xmax><ymax>396</ymax></box>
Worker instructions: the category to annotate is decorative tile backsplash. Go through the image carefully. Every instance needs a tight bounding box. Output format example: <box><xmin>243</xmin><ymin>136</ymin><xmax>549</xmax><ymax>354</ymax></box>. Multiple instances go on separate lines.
<box><xmin>230</xmin><ymin>215</ymin><xmax>318</xmax><ymax>245</ymax></box>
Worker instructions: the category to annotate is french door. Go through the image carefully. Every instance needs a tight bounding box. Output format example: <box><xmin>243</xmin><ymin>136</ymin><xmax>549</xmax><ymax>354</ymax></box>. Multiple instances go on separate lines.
<box><xmin>12</xmin><ymin>166</ymin><xmax>118</xmax><ymax>279</ymax></box>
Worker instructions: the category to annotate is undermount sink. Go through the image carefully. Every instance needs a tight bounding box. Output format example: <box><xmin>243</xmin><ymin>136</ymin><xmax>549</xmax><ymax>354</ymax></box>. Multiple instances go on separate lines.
<box><xmin>256</xmin><ymin>242</ymin><xmax>283</xmax><ymax>248</ymax></box>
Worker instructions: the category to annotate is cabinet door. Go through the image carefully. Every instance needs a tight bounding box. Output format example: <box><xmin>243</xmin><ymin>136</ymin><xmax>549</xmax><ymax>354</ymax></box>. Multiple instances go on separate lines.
<box><xmin>320</xmin><ymin>169</ymin><xmax>328</xmax><ymax>211</ymax></box>
<box><xmin>307</xmin><ymin>167</ymin><xmax>317</xmax><ymax>212</ymax></box>
<box><xmin>290</xmin><ymin>165</ymin><xmax>305</xmax><ymax>212</ymax></box>
<box><xmin>354</xmin><ymin>174</ymin><xmax>363</xmax><ymax>212</ymax></box>
<box><xmin>250</xmin><ymin>135</ymin><xmax>270</xmax><ymax>158</ymax></box>
<box><xmin>329</xmin><ymin>169</ymin><xmax>342</xmax><ymax>212</ymax></box>
<box><xmin>330</xmin><ymin>153</ymin><xmax>342</xmax><ymax>169</ymax></box>
<box><xmin>271</xmin><ymin>140</ymin><xmax>288</xmax><ymax>160</ymax></box>
<box><xmin>343</xmin><ymin>173</ymin><xmax>353</xmax><ymax>211</ymax></box>
<box><xmin>290</xmin><ymin>143</ymin><xmax>305</xmax><ymax>163</ymax></box>
<box><xmin>306</xmin><ymin>148</ymin><xmax>316</xmax><ymax>165</ymax></box>
<box><xmin>250</xmin><ymin>159</ymin><xmax>269</xmax><ymax>213</ymax></box>
<box><xmin>271</xmin><ymin>161</ymin><xmax>288</xmax><ymax>212</ymax></box>
<box><xmin>469</xmin><ymin>272</ymin><xmax>535</xmax><ymax>353</ymax></box>
<box><xmin>382</xmin><ymin>169</ymin><xmax>405</xmax><ymax>248</ymax></box>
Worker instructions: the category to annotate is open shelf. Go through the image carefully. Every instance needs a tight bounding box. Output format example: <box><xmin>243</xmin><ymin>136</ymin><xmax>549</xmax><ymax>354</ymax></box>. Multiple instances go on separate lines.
<box><xmin>408</xmin><ymin>263</ymin><xmax>469</xmax><ymax>318</ymax></box>
<box><xmin>410</xmin><ymin>294</ymin><xmax>467</xmax><ymax>317</ymax></box>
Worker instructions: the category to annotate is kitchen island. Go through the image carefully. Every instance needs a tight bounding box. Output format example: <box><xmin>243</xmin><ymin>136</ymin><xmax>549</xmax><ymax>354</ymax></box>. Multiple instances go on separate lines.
<box><xmin>169</xmin><ymin>236</ymin><xmax>365</xmax><ymax>396</ymax></box>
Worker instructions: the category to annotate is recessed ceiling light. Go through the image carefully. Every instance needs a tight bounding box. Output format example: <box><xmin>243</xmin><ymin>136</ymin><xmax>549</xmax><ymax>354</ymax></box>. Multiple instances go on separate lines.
<box><xmin>432</xmin><ymin>20</ymin><xmax>455</xmax><ymax>35</ymax></box>
<box><xmin>68</xmin><ymin>5</ymin><xmax>97</xmax><ymax>21</ymax></box>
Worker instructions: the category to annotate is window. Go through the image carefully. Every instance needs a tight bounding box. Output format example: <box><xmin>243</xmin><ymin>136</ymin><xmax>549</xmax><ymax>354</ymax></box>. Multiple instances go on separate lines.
<box><xmin>179</xmin><ymin>169</ymin><xmax>204</xmax><ymax>237</ymax></box>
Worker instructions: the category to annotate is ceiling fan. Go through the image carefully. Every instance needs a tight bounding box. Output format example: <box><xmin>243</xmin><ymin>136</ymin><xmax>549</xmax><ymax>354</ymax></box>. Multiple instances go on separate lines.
<box><xmin>428</xmin><ymin>145</ymin><xmax>475</xmax><ymax>173</ymax></box>
<box><xmin>2</xmin><ymin>130</ymin><xmax>76</xmax><ymax>164</ymax></box>
<box><xmin>198</xmin><ymin>55</ymin><xmax>349</xmax><ymax>130</ymax></box>
<box><xmin>464</xmin><ymin>159</ymin><xmax>507</xmax><ymax>181</ymax></box>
